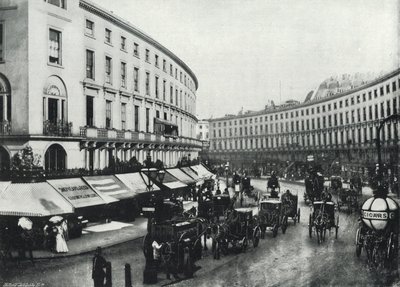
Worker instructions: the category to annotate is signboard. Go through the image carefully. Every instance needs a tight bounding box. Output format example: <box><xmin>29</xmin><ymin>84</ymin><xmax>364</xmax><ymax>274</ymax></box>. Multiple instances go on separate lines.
<box><xmin>48</xmin><ymin>178</ymin><xmax>105</xmax><ymax>208</ymax></box>
<box><xmin>362</xmin><ymin>210</ymin><xmax>395</xmax><ymax>220</ymax></box>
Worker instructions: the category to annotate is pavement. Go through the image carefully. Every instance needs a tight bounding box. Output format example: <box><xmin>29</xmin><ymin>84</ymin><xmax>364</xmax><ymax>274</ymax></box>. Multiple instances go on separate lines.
<box><xmin>32</xmin><ymin>200</ymin><xmax>197</xmax><ymax>260</ymax></box>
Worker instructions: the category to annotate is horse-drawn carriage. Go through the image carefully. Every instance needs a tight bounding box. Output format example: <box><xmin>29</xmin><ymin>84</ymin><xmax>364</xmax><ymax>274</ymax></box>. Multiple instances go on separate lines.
<box><xmin>143</xmin><ymin>218</ymin><xmax>203</xmax><ymax>278</ymax></box>
<box><xmin>142</xmin><ymin>199</ymin><xmax>205</xmax><ymax>280</ymax></box>
<box><xmin>258</xmin><ymin>200</ymin><xmax>288</xmax><ymax>238</ymax></box>
<box><xmin>304</xmin><ymin>172</ymin><xmax>324</xmax><ymax>204</ymax></box>
<box><xmin>355</xmin><ymin>196</ymin><xmax>399</xmax><ymax>270</ymax></box>
<box><xmin>281</xmin><ymin>190</ymin><xmax>300</xmax><ymax>224</ymax></box>
<box><xmin>210</xmin><ymin>208</ymin><xmax>261</xmax><ymax>259</ymax></box>
<box><xmin>337</xmin><ymin>188</ymin><xmax>359</xmax><ymax>212</ymax></box>
<box><xmin>308</xmin><ymin>200</ymin><xmax>339</xmax><ymax>244</ymax></box>
<box><xmin>266</xmin><ymin>174</ymin><xmax>280</xmax><ymax>199</ymax></box>
<box><xmin>198</xmin><ymin>194</ymin><xmax>232</xmax><ymax>222</ymax></box>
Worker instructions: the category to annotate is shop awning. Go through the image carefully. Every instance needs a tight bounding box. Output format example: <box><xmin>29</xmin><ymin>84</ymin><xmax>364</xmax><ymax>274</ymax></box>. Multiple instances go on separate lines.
<box><xmin>48</xmin><ymin>178</ymin><xmax>112</xmax><ymax>208</ymax></box>
<box><xmin>198</xmin><ymin>164</ymin><xmax>217</xmax><ymax>179</ymax></box>
<box><xmin>160</xmin><ymin>172</ymin><xmax>187</xmax><ymax>190</ymax></box>
<box><xmin>115</xmin><ymin>172</ymin><xmax>159</xmax><ymax>195</ymax></box>
<box><xmin>83</xmin><ymin>175</ymin><xmax>137</xmax><ymax>200</ymax></box>
<box><xmin>167</xmin><ymin>168</ymin><xmax>196</xmax><ymax>185</ymax></box>
<box><xmin>0</xmin><ymin>182</ymin><xmax>74</xmax><ymax>217</ymax></box>
<box><xmin>180</xmin><ymin>167</ymin><xmax>204</xmax><ymax>185</ymax></box>
<box><xmin>190</xmin><ymin>165</ymin><xmax>214</xmax><ymax>180</ymax></box>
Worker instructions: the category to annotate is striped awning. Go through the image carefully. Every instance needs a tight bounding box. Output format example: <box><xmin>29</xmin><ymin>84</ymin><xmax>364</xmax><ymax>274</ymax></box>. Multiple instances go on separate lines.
<box><xmin>180</xmin><ymin>167</ymin><xmax>204</xmax><ymax>185</ymax></box>
<box><xmin>161</xmin><ymin>172</ymin><xmax>187</xmax><ymax>190</ymax></box>
<box><xmin>83</xmin><ymin>175</ymin><xmax>137</xmax><ymax>200</ymax></box>
<box><xmin>116</xmin><ymin>172</ymin><xmax>159</xmax><ymax>194</ymax></box>
<box><xmin>0</xmin><ymin>182</ymin><xmax>74</xmax><ymax>217</ymax></box>
<box><xmin>48</xmin><ymin>178</ymin><xmax>112</xmax><ymax>208</ymax></box>
<box><xmin>166</xmin><ymin>168</ymin><xmax>196</xmax><ymax>185</ymax></box>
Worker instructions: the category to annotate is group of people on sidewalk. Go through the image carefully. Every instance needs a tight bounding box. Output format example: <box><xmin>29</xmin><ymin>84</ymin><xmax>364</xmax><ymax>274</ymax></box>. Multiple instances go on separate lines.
<box><xmin>43</xmin><ymin>218</ymin><xmax>69</xmax><ymax>253</ymax></box>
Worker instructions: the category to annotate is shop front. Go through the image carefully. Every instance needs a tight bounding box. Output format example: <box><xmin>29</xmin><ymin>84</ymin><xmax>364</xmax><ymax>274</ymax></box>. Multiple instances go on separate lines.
<box><xmin>47</xmin><ymin>178</ymin><xmax>111</xmax><ymax>222</ymax></box>
<box><xmin>83</xmin><ymin>175</ymin><xmax>139</xmax><ymax>221</ymax></box>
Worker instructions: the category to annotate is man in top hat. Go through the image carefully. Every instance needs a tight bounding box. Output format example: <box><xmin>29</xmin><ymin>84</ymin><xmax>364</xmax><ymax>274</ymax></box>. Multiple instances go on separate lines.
<box><xmin>92</xmin><ymin>247</ymin><xmax>107</xmax><ymax>287</ymax></box>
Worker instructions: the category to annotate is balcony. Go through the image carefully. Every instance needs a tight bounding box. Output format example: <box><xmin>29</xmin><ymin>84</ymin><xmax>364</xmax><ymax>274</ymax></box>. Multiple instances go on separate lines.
<box><xmin>79</xmin><ymin>126</ymin><xmax>202</xmax><ymax>148</ymax></box>
<box><xmin>0</xmin><ymin>121</ymin><xmax>11</xmax><ymax>135</ymax></box>
<box><xmin>43</xmin><ymin>120</ymin><xmax>72</xmax><ymax>137</ymax></box>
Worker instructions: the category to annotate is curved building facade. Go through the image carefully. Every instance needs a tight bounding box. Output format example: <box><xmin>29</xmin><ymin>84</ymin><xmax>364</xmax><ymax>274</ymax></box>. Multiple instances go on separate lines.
<box><xmin>208</xmin><ymin>69</ymin><xmax>400</xmax><ymax>178</ymax></box>
<box><xmin>0</xmin><ymin>0</ymin><xmax>201</xmax><ymax>172</ymax></box>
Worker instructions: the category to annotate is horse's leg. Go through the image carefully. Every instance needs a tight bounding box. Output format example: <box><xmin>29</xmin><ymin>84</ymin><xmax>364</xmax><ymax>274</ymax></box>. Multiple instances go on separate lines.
<box><xmin>203</xmin><ymin>232</ymin><xmax>208</xmax><ymax>251</ymax></box>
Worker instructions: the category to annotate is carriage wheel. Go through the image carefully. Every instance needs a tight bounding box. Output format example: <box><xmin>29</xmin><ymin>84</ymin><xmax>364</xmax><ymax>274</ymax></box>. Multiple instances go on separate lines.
<box><xmin>355</xmin><ymin>228</ymin><xmax>362</xmax><ymax>258</ymax></box>
<box><xmin>282</xmin><ymin>216</ymin><xmax>288</xmax><ymax>234</ymax></box>
<box><xmin>272</xmin><ymin>225</ymin><xmax>278</xmax><ymax>238</ymax></box>
<box><xmin>297</xmin><ymin>208</ymin><xmax>301</xmax><ymax>223</ymax></box>
<box><xmin>193</xmin><ymin>238</ymin><xmax>202</xmax><ymax>261</ymax></box>
<box><xmin>252</xmin><ymin>227</ymin><xmax>261</xmax><ymax>248</ymax></box>
<box><xmin>142</xmin><ymin>234</ymin><xmax>152</xmax><ymax>259</ymax></box>
<box><xmin>308</xmin><ymin>215</ymin><xmax>312</xmax><ymax>238</ymax></box>
<box><xmin>242</xmin><ymin>237</ymin><xmax>248</xmax><ymax>252</ymax></box>
<box><xmin>261</xmin><ymin>226</ymin><xmax>266</xmax><ymax>239</ymax></box>
<box><xmin>213</xmin><ymin>240</ymin><xmax>220</xmax><ymax>260</ymax></box>
<box><xmin>335</xmin><ymin>216</ymin><xmax>339</xmax><ymax>239</ymax></box>
<box><xmin>387</xmin><ymin>232</ymin><xmax>396</xmax><ymax>261</ymax></box>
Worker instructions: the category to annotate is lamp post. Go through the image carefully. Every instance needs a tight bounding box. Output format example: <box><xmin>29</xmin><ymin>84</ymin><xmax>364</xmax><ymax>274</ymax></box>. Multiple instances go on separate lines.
<box><xmin>225</xmin><ymin>162</ymin><xmax>229</xmax><ymax>188</ymax></box>
<box><xmin>141</xmin><ymin>152</ymin><xmax>166</xmax><ymax>193</ymax></box>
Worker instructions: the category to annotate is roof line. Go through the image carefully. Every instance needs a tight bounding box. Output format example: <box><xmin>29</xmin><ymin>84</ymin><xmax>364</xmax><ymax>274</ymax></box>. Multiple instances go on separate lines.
<box><xmin>79</xmin><ymin>0</ymin><xmax>199</xmax><ymax>90</ymax></box>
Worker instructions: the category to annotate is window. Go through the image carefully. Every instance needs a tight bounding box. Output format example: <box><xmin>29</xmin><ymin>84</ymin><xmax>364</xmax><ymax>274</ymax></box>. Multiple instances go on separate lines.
<box><xmin>163</xmin><ymin>80</ymin><xmax>166</xmax><ymax>101</ymax></box>
<box><xmin>105</xmin><ymin>100</ymin><xmax>112</xmax><ymax>128</ymax></box>
<box><xmin>134</xmin><ymin>105</ymin><xmax>139</xmax><ymax>132</ymax></box>
<box><xmin>155</xmin><ymin>54</ymin><xmax>159</xmax><ymax>67</ymax></box>
<box><xmin>133</xmin><ymin>67</ymin><xmax>139</xmax><ymax>92</ymax></box>
<box><xmin>86</xmin><ymin>96</ymin><xmax>94</xmax><ymax>126</ymax></box>
<box><xmin>86</xmin><ymin>50</ymin><xmax>94</xmax><ymax>79</ymax></box>
<box><xmin>175</xmin><ymin>89</ymin><xmax>178</xmax><ymax>106</ymax></box>
<box><xmin>155</xmin><ymin>76</ymin><xmax>159</xmax><ymax>98</ymax></box>
<box><xmin>85</xmin><ymin>20</ymin><xmax>94</xmax><ymax>36</ymax></box>
<box><xmin>105</xmin><ymin>56</ymin><xmax>112</xmax><ymax>84</ymax></box>
<box><xmin>175</xmin><ymin>68</ymin><xmax>178</xmax><ymax>79</ymax></box>
<box><xmin>163</xmin><ymin>59</ymin><xmax>166</xmax><ymax>71</ymax></box>
<box><xmin>170</xmin><ymin>64</ymin><xmax>173</xmax><ymax>76</ymax></box>
<box><xmin>145</xmin><ymin>72</ymin><xmax>150</xmax><ymax>95</ymax></box>
<box><xmin>170</xmin><ymin>86</ymin><xmax>173</xmax><ymax>104</ymax></box>
<box><xmin>380</xmin><ymin>86</ymin><xmax>384</xmax><ymax>96</ymax></box>
<box><xmin>121</xmin><ymin>103</ymin><xmax>126</xmax><ymax>130</ymax></box>
<box><xmin>133</xmin><ymin>42</ymin><xmax>139</xmax><ymax>56</ymax></box>
<box><xmin>145</xmin><ymin>49</ymin><xmax>150</xmax><ymax>62</ymax></box>
<box><xmin>120</xmin><ymin>36</ymin><xmax>126</xmax><ymax>50</ymax></box>
<box><xmin>0</xmin><ymin>23</ymin><xmax>3</xmax><ymax>61</ymax></box>
<box><xmin>393</xmin><ymin>81</ymin><xmax>397</xmax><ymax>92</ymax></box>
<box><xmin>146</xmin><ymin>108</ymin><xmax>150</xmax><ymax>133</ymax></box>
<box><xmin>386</xmin><ymin>84</ymin><xmax>390</xmax><ymax>94</ymax></box>
<box><xmin>105</xmin><ymin>28</ymin><xmax>111</xmax><ymax>44</ymax></box>
<box><xmin>49</xmin><ymin>29</ymin><xmax>61</xmax><ymax>65</ymax></box>
<box><xmin>120</xmin><ymin>62</ymin><xmax>126</xmax><ymax>87</ymax></box>
<box><xmin>46</xmin><ymin>0</ymin><xmax>66</xmax><ymax>9</ymax></box>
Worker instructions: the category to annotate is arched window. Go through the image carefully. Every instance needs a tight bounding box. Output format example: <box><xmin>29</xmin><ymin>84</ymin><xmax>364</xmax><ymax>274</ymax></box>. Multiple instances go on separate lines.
<box><xmin>45</xmin><ymin>144</ymin><xmax>66</xmax><ymax>171</ymax></box>
<box><xmin>0</xmin><ymin>146</ymin><xmax>10</xmax><ymax>170</ymax></box>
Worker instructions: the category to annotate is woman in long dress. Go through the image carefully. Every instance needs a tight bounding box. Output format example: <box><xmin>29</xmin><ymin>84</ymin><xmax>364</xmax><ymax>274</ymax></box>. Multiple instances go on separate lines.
<box><xmin>55</xmin><ymin>225</ymin><xmax>69</xmax><ymax>253</ymax></box>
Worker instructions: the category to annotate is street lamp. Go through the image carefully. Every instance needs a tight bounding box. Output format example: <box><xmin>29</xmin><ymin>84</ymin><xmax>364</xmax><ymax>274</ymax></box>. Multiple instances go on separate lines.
<box><xmin>141</xmin><ymin>152</ymin><xmax>166</xmax><ymax>193</ymax></box>
<box><xmin>225</xmin><ymin>162</ymin><xmax>229</xmax><ymax>188</ymax></box>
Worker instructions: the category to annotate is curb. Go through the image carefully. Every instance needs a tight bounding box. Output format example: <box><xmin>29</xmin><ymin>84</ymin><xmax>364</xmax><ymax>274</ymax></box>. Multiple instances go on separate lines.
<box><xmin>33</xmin><ymin>234</ymin><xmax>146</xmax><ymax>260</ymax></box>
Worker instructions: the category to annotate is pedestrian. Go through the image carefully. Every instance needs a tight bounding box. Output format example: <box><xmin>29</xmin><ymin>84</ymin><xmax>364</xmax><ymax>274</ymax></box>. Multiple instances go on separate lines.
<box><xmin>55</xmin><ymin>224</ymin><xmax>68</xmax><ymax>253</ymax></box>
<box><xmin>92</xmin><ymin>247</ymin><xmax>107</xmax><ymax>287</ymax></box>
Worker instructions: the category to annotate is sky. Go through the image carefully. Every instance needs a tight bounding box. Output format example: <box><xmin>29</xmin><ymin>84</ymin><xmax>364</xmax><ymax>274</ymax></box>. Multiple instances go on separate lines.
<box><xmin>95</xmin><ymin>0</ymin><xmax>399</xmax><ymax>119</ymax></box>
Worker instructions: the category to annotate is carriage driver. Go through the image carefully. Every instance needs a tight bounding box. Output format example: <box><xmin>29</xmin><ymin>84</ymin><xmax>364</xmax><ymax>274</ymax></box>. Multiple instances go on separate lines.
<box><xmin>321</xmin><ymin>187</ymin><xmax>333</xmax><ymax>202</ymax></box>
<box><xmin>281</xmin><ymin>190</ymin><xmax>293</xmax><ymax>205</ymax></box>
